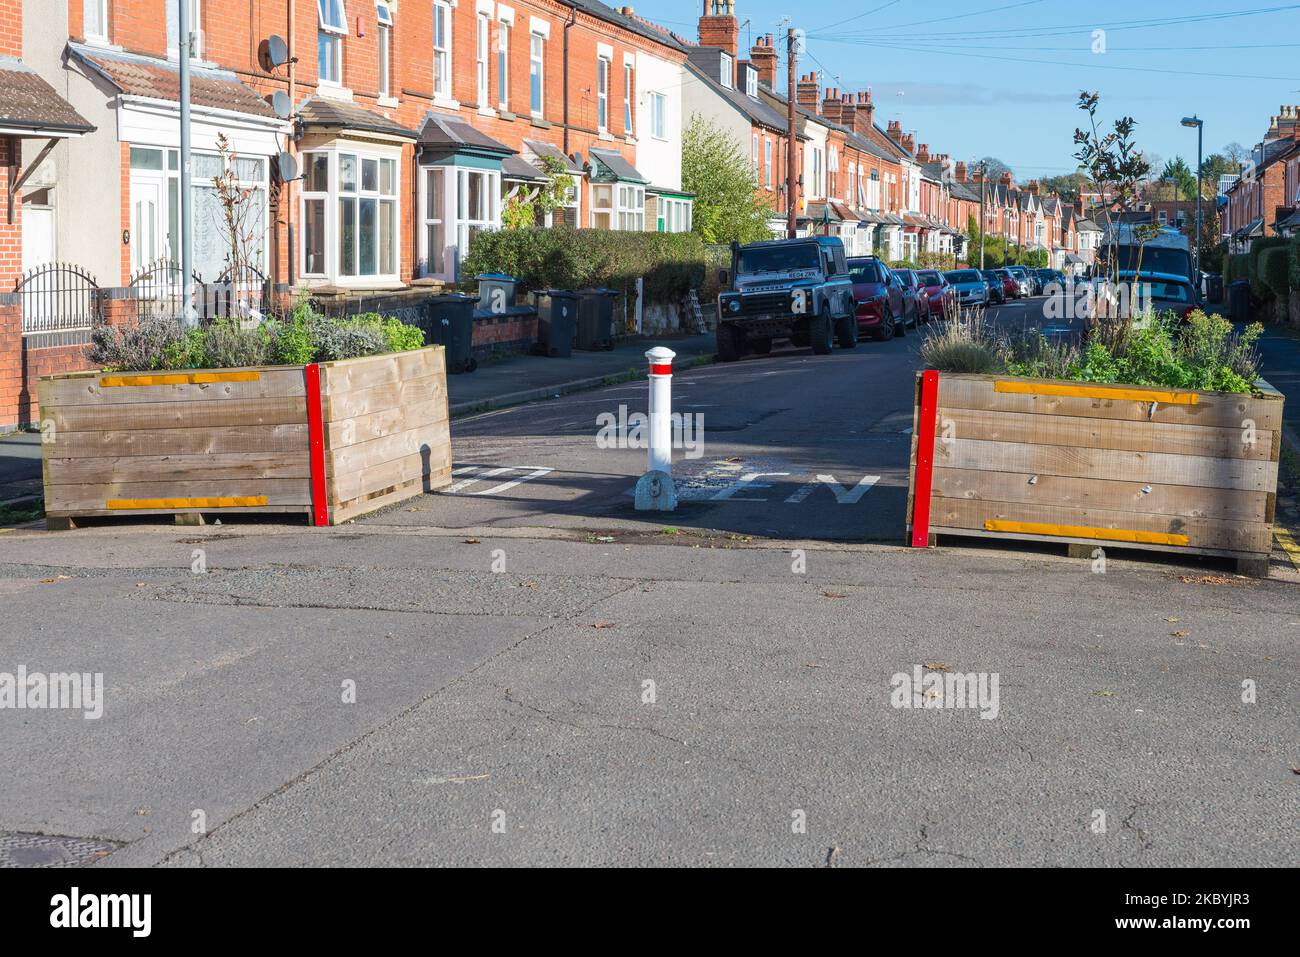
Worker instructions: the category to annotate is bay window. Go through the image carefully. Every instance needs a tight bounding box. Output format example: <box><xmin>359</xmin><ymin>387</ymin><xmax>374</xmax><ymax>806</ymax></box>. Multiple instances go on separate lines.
<box><xmin>317</xmin><ymin>0</ymin><xmax>346</xmax><ymax>85</ymax></box>
<box><xmin>299</xmin><ymin>149</ymin><xmax>400</xmax><ymax>283</ymax></box>
<box><xmin>419</xmin><ymin>164</ymin><xmax>501</xmax><ymax>280</ymax></box>
<box><xmin>433</xmin><ymin>1</ymin><xmax>453</xmax><ymax>99</ymax></box>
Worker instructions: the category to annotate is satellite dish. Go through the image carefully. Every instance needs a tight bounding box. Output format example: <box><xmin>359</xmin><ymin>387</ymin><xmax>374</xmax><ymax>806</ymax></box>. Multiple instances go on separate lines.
<box><xmin>277</xmin><ymin>151</ymin><xmax>299</xmax><ymax>183</ymax></box>
<box><xmin>271</xmin><ymin>89</ymin><xmax>292</xmax><ymax>119</ymax></box>
<box><xmin>266</xmin><ymin>35</ymin><xmax>289</xmax><ymax>68</ymax></box>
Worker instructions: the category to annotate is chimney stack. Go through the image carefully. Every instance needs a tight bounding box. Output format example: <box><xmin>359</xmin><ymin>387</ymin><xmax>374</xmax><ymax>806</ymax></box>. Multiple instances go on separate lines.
<box><xmin>886</xmin><ymin>119</ymin><xmax>902</xmax><ymax>145</ymax></box>
<box><xmin>749</xmin><ymin>34</ymin><xmax>777</xmax><ymax>89</ymax></box>
<box><xmin>956</xmin><ymin>161</ymin><xmax>967</xmax><ymax>182</ymax></box>
<box><xmin>999</xmin><ymin>170</ymin><xmax>1013</xmax><ymax>187</ymax></box>
<box><xmin>916</xmin><ymin>143</ymin><xmax>930</xmax><ymax>163</ymax></box>
<box><xmin>1026</xmin><ymin>180</ymin><xmax>1040</xmax><ymax>195</ymax></box>
<box><xmin>901</xmin><ymin>132</ymin><xmax>915</xmax><ymax>154</ymax></box>
<box><xmin>796</xmin><ymin>72</ymin><xmax>821</xmax><ymax>113</ymax></box>
<box><xmin>699</xmin><ymin>0</ymin><xmax>739</xmax><ymax>60</ymax></box>
<box><xmin>820</xmin><ymin>87</ymin><xmax>843</xmax><ymax>124</ymax></box>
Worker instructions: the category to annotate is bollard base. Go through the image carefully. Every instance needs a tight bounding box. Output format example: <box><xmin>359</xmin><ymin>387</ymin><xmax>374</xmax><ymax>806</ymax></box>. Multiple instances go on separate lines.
<box><xmin>633</xmin><ymin>470</ymin><xmax>678</xmax><ymax>512</ymax></box>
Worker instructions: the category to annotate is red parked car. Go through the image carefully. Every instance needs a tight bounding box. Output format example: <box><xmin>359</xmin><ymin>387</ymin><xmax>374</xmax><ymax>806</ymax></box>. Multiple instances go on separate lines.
<box><xmin>891</xmin><ymin>268</ymin><xmax>927</xmax><ymax>325</ymax></box>
<box><xmin>994</xmin><ymin>268</ymin><xmax>1020</xmax><ymax>299</ymax></box>
<box><xmin>916</xmin><ymin>269</ymin><xmax>956</xmax><ymax>321</ymax></box>
<box><xmin>847</xmin><ymin>256</ymin><xmax>906</xmax><ymax>340</ymax></box>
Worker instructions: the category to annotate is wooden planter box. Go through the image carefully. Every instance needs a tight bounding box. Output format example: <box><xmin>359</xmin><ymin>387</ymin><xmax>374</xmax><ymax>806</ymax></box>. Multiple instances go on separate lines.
<box><xmin>907</xmin><ymin>371</ymin><xmax>1283</xmax><ymax>576</ymax></box>
<box><xmin>38</xmin><ymin>346</ymin><xmax>451</xmax><ymax>527</ymax></box>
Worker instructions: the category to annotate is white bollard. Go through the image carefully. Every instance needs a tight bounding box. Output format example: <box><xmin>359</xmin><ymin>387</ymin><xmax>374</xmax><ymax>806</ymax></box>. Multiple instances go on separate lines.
<box><xmin>645</xmin><ymin>346</ymin><xmax>675</xmax><ymax>476</ymax></box>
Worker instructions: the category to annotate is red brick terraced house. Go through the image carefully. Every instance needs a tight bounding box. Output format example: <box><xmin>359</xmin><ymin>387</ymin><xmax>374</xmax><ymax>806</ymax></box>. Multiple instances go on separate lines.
<box><xmin>1223</xmin><ymin>106</ymin><xmax>1300</xmax><ymax>251</ymax></box>
<box><xmin>0</xmin><ymin>0</ymin><xmax>96</xmax><ymax>429</ymax></box>
<box><xmin>0</xmin><ymin>0</ymin><xmax>699</xmax><ymax>427</ymax></box>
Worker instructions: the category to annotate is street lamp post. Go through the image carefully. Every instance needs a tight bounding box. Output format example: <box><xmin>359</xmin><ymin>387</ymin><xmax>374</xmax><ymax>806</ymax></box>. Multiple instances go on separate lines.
<box><xmin>1181</xmin><ymin>116</ymin><xmax>1204</xmax><ymax>278</ymax></box>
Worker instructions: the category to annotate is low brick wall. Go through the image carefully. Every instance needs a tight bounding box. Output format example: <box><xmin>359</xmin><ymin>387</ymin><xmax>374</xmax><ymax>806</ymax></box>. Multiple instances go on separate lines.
<box><xmin>471</xmin><ymin>310</ymin><xmax>539</xmax><ymax>362</ymax></box>
<box><xmin>0</xmin><ymin>293</ymin><xmax>106</xmax><ymax>432</ymax></box>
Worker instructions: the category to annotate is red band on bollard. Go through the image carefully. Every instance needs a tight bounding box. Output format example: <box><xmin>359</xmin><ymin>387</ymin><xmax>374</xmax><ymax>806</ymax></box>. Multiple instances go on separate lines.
<box><xmin>649</xmin><ymin>363</ymin><xmax>673</xmax><ymax>375</ymax></box>
<box><xmin>910</xmin><ymin>370</ymin><xmax>939</xmax><ymax>548</ymax></box>
<box><xmin>304</xmin><ymin>363</ymin><xmax>329</xmax><ymax>528</ymax></box>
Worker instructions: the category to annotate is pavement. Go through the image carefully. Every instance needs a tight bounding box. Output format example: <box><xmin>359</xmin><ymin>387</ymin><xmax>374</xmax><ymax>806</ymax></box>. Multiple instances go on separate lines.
<box><xmin>1</xmin><ymin>297</ymin><xmax>1296</xmax><ymax>867</ymax></box>
<box><xmin>447</xmin><ymin>333</ymin><xmax>717</xmax><ymax>416</ymax></box>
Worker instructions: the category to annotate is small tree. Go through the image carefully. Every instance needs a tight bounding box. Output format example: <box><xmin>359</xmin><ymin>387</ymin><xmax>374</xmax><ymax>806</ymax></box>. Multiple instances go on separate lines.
<box><xmin>211</xmin><ymin>133</ymin><xmax>268</xmax><ymax>318</ymax></box>
<box><xmin>1072</xmin><ymin>91</ymin><xmax>1151</xmax><ymax>283</ymax></box>
<box><xmin>682</xmin><ymin>114</ymin><xmax>773</xmax><ymax>245</ymax></box>
<box><xmin>501</xmin><ymin>156</ymin><xmax>575</xmax><ymax>230</ymax></box>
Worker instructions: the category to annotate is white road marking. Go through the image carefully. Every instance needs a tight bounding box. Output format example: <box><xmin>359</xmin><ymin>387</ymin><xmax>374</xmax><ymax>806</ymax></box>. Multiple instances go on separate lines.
<box><xmin>473</xmin><ymin>467</ymin><xmax>555</xmax><ymax>496</ymax></box>
<box><xmin>444</xmin><ymin>466</ymin><xmax>513</xmax><ymax>494</ymax></box>
<box><xmin>784</xmin><ymin>474</ymin><xmax>880</xmax><ymax>504</ymax></box>
<box><xmin>710</xmin><ymin>472</ymin><xmax>789</xmax><ymax>501</ymax></box>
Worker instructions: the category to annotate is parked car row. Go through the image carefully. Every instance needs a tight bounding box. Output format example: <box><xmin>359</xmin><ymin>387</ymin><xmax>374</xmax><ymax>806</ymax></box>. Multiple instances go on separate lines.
<box><xmin>713</xmin><ymin>236</ymin><xmax>1078</xmax><ymax>363</ymax></box>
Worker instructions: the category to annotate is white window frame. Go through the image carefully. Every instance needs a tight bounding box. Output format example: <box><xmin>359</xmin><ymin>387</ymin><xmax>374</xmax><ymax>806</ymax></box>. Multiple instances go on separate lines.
<box><xmin>752</xmin><ymin>133</ymin><xmax>759</xmax><ymax>185</ymax></box>
<box><xmin>765</xmin><ymin>138</ymin><xmax>773</xmax><ymax>189</ymax></box>
<box><xmin>376</xmin><ymin>3</ymin><xmax>393</xmax><ymax>99</ymax></box>
<box><xmin>720</xmin><ymin>52</ymin><xmax>733</xmax><ymax>89</ymax></box>
<box><xmin>84</xmin><ymin>0</ymin><xmax>109</xmax><ymax>43</ymax></box>
<box><xmin>167</xmin><ymin>0</ymin><xmax>204</xmax><ymax>59</ymax></box>
<box><xmin>317</xmin><ymin>0</ymin><xmax>347</xmax><ymax>86</ymax></box>
<box><xmin>476</xmin><ymin>13</ymin><xmax>491</xmax><ymax>108</ymax></box>
<box><xmin>433</xmin><ymin>0</ymin><xmax>454</xmax><ymax>101</ymax></box>
<box><xmin>529</xmin><ymin>31</ymin><xmax>545</xmax><ymax>117</ymax></box>
<box><xmin>745</xmin><ymin>66</ymin><xmax>757</xmax><ymax>98</ymax></box>
<box><xmin>616</xmin><ymin>183</ymin><xmax>645</xmax><ymax>231</ymax></box>
<box><xmin>419</xmin><ymin>164</ymin><xmax>502</xmax><ymax>280</ymax></box>
<box><xmin>299</xmin><ymin>147</ymin><xmax>402</xmax><ymax>285</ymax></box>
<box><xmin>497</xmin><ymin>20</ymin><xmax>510</xmax><ymax>111</ymax></box>
<box><xmin>650</xmin><ymin>92</ymin><xmax>666</xmax><ymax>140</ymax></box>
<box><xmin>597</xmin><ymin>55</ymin><xmax>611</xmax><ymax>132</ymax></box>
<box><xmin>623</xmin><ymin>62</ymin><xmax>634</xmax><ymax>135</ymax></box>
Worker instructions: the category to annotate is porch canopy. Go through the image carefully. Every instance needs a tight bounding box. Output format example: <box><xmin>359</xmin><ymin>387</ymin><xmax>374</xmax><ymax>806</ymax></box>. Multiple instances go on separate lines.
<box><xmin>0</xmin><ymin>60</ymin><xmax>95</xmax><ymax>223</ymax></box>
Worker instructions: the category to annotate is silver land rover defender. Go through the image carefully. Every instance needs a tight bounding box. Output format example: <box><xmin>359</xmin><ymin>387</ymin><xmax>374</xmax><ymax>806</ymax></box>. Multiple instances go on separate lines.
<box><xmin>715</xmin><ymin>236</ymin><xmax>857</xmax><ymax>361</ymax></box>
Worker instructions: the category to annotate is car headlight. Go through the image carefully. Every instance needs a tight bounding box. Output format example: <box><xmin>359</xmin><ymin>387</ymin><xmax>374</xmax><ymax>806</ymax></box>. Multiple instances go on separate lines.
<box><xmin>728</xmin><ymin>299</ymin><xmax>741</xmax><ymax>313</ymax></box>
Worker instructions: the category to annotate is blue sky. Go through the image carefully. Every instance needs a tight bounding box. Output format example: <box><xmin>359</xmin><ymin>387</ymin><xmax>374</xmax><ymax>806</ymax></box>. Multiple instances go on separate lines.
<box><xmin>652</xmin><ymin>0</ymin><xmax>1300</xmax><ymax>178</ymax></box>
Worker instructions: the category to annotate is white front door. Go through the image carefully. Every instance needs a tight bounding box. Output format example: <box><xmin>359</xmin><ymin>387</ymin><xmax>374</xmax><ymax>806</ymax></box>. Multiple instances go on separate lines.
<box><xmin>22</xmin><ymin>202</ymin><xmax>55</xmax><ymax>274</ymax></box>
<box><xmin>130</xmin><ymin>174</ymin><xmax>166</xmax><ymax>274</ymax></box>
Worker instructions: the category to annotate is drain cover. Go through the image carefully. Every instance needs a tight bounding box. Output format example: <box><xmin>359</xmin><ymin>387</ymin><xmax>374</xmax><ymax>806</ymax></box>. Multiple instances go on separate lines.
<box><xmin>0</xmin><ymin>832</ymin><xmax>119</xmax><ymax>867</ymax></box>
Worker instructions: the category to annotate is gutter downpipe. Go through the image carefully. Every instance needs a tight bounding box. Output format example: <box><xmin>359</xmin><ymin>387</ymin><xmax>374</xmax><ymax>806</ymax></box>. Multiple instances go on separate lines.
<box><xmin>561</xmin><ymin>2</ymin><xmax>578</xmax><ymax>156</ymax></box>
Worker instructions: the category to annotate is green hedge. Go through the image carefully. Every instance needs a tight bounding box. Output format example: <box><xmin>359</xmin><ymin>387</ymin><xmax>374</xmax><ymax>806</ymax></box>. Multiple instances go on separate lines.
<box><xmin>1248</xmin><ymin>237</ymin><xmax>1291</xmax><ymax>300</ymax></box>
<box><xmin>1259</xmin><ymin>246</ymin><xmax>1292</xmax><ymax>300</ymax></box>
<box><xmin>462</xmin><ymin>227</ymin><xmax>708</xmax><ymax>302</ymax></box>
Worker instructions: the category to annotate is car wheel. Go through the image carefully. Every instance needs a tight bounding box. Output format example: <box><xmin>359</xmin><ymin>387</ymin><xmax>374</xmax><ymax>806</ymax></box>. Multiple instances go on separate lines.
<box><xmin>835</xmin><ymin>313</ymin><xmax>858</xmax><ymax>349</ymax></box>
<box><xmin>810</xmin><ymin>307</ymin><xmax>834</xmax><ymax>355</ymax></box>
<box><xmin>716</xmin><ymin>323</ymin><xmax>742</xmax><ymax>362</ymax></box>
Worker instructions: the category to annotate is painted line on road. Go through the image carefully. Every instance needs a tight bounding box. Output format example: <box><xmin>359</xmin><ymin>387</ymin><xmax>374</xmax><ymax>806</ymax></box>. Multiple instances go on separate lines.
<box><xmin>784</xmin><ymin>474</ymin><xmax>880</xmax><ymax>504</ymax></box>
<box><xmin>443</xmin><ymin>465</ymin><xmax>556</xmax><ymax>496</ymax></box>
<box><xmin>473</xmin><ymin>468</ymin><xmax>555</xmax><ymax>496</ymax></box>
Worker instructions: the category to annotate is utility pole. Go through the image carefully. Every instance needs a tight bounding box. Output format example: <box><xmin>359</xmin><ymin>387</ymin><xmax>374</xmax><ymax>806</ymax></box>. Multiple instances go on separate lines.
<box><xmin>179</xmin><ymin>0</ymin><xmax>196</xmax><ymax>326</ymax></box>
<box><xmin>785</xmin><ymin>28</ymin><xmax>798</xmax><ymax>239</ymax></box>
<box><xmin>978</xmin><ymin>161</ymin><xmax>986</xmax><ymax>269</ymax></box>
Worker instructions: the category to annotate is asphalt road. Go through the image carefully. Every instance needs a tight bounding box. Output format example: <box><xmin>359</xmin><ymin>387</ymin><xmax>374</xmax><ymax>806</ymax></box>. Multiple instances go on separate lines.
<box><xmin>1</xmin><ymin>295</ymin><xmax>1296</xmax><ymax>868</ymax></box>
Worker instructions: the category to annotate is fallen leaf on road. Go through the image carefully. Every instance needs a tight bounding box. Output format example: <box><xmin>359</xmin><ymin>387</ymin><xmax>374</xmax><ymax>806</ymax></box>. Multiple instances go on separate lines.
<box><xmin>591</xmin><ymin>621</ymin><xmax>616</xmax><ymax>629</ymax></box>
<box><xmin>1177</xmin><ymin>574</ymin><xmax>1240</xmax><ymax>586</ymax></box>
<box><xmin>1165</xmin><ymin>617</ymin><xmax>1180</xmax><ymax>622</ymax></box>
<box><xmin>462</xmin><ymin>538</ymin><xmax>481</xmax><ymax>544</ymax></box>
<box><xmin>924</xmin><ymin>662</ymin><xmax>951</xmax><ymax>672</ymax></box>
<box><xmin>39</xmin><ymin>575</ymin><xmax>70</xmax><ymax>584</ymax></box>
<box><xmin>825</xmin><ymin>846</ymin><xmax>842</xmax><ymax>866</ymax></box>
<box><xmin>518</xmin><ymin>580</ymin><xmax>538</xmax><ymax>588</ymax></box>
<box><xmin>1291</xmin><ymin>767</ymin><xmax>1300</xmax><ymax>775</ymax></box>
<box><xmin>595</xmin><ymin>536</ymin><xmax>615</xmax><ymax>543</ymax></box>
<box><xmin>1171</xmin><ymin>630</ymin><xmax>1189</xmax><ymax>637</ymax></box>
<box><xmin>822</xmin><ymin>591</ymin><xmax>848</xmax><ymax>599</ymax></box>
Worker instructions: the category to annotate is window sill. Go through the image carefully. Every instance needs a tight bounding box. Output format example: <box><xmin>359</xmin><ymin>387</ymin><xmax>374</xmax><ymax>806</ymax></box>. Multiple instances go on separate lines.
<box><xmin>433</xmin><ymin>96</ymin><xmax>461</xmax><ymax>111</ymax></box>
<box><xmin>377</xmin><ymin>95</ymin><xmax>400</xmax><ymax>109</ymax></box>
<box><xmin>529</xmin><ymin>116</ymin><xmax>551</xmax><ymax>129</ymax></box>
<box><xmin>477</xmin><ymin>106</ymin><xmax>499</xmax><ymax>118</ymax></box>
<box><xmin>316</xmin><ymin>83</ymin><xmax>353</xmax><ymax>102</ymax></box>
<box><xmin>498</xmin><ymin>109</ymin><xmax>517</xmax><ymax>121</ymax></box>
<box><xmin>597</xmin><ymin>130</ymin><xmax>615</xmax><ymax>142</ymax></box>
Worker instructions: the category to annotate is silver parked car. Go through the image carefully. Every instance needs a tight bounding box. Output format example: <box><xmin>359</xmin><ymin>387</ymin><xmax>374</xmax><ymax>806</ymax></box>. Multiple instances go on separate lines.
<box><xmin>944</xmin><ymin>269</ymin><xmax>989</xmax><ymax>309</ymax></box>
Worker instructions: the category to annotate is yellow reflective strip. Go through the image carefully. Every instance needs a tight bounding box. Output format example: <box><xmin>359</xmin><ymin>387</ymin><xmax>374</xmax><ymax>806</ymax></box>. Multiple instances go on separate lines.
<box><xmin>99</xmin><ymin>371</ymin><xmax>262</xmax><ymax>387</ymax></box>
<box><xmin>106</xmin><ymin>496</ymin><xmax>268</xmax><ymax>510</ymax></box>
<box><xmin>984</xmin><ymin>519</ymin><xmax>1188</xmax><ymax>547</ymax></box>
<box><xmin>1273</xmin><ymin>527</ymin><xmax>1300</xmax><ymax>572</ymax></box>
<box><xmin>993</xmin><ymin>380</ymin><xmax>1198</xmax><ymax>405</ymax></box>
